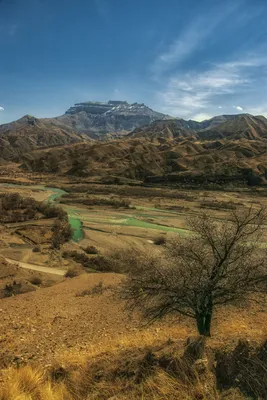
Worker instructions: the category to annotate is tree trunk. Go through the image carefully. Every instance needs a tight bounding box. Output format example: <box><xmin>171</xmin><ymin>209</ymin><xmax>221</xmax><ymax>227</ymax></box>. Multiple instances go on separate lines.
<box><xmin>196</xmin><ymin>298</ymin><xmax>213</xmax><ymax>336</ymax></box>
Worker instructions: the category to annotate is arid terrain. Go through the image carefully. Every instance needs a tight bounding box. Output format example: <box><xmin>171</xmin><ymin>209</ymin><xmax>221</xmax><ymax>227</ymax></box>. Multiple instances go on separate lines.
<box><xmin>4</xmin><ymin>0</ymin><xmax>267</xmax><ymax>395</ymax></box>
<box><xmin>0</xmin><ymin>110</ymin><xmax>267</xmax><ymax>399</ymax></box>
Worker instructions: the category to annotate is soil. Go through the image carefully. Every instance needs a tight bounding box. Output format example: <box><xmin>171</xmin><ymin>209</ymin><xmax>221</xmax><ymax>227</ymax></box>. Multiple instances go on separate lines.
<box><xmin>0</xmin><ymin>271</ymin><xmax>266</xmax><ymax>370</ymax></box>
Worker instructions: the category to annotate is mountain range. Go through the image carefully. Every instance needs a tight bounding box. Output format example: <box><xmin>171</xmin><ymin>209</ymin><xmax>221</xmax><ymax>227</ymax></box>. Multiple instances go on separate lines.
<box><xmin>2</xmin><ymin>101</ymin><xmax>267</xmax><ymax>186</ymax></box>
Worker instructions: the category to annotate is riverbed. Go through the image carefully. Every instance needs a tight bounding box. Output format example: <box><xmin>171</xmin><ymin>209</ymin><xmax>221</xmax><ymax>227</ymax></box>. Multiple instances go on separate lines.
<box><xmin>0</xmin><ymin>183</ymin><xmax>189</xmax><ymax>242</ymax></box>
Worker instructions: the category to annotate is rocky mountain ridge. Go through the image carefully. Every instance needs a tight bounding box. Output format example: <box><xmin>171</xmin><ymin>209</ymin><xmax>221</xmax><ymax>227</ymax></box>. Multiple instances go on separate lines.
<box><xmin>57</xmin><ymin>100</ymin><xmax>172</xmax><ymax>136</ymax></box>
<box><xmin>2</xmin><ymin>102</ymin><xmax>267</xmax><ymax>188</ymax></box>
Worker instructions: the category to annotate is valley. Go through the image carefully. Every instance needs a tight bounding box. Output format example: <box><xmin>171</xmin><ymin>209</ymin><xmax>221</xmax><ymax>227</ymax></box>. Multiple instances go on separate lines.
<box><xmin>0</xmin><ymin>173</ymin><xmax>267</xmax><ymax>399</ymax></box>
<box><xmin>3</xmin><ymin>0</ymin><xmax>267</xmax><ymax>395</ymax></box>
<box><xmin>1</xmin><ymin>109</ymin><xmax>267</xmax><ymax>399</ymax></box>
<box><xmin>1</xmin><ymin>176</ymin><xmax>267</xmax><ymax>271</ymax></box>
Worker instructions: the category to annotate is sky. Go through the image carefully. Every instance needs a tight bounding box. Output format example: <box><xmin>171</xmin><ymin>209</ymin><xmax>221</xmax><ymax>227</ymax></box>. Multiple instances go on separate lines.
<box><xmin>1</xmin><ymin>0</ymin><xmax>267</xmax><ymax>123</ymax></box>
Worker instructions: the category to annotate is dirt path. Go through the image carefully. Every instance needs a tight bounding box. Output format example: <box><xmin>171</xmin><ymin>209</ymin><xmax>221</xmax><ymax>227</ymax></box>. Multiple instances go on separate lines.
<box><xmin>5</xmin><ymin>258</ymin><xmax>66</xmax><ymax>276</ymax></box>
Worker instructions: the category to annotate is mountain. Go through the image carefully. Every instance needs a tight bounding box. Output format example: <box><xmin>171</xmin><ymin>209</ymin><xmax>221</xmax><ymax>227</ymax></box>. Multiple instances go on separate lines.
<box><xmin>0</xmin><ymin>115</ymin><xmax>85</xmax><ymax>161</ymax></box>
<box><xmin>21</xmin><ymin>134</ymin><xmax>267</xmax><ymax>186</ymax></box>
<box><xmin>129</xmin><ymin>114</ymin><xmax>267</xmax><ymax>142</ymax></box>
<box><xmin>53</xmin><ymin>100</ymin><xmax>172</xmax><ymax>137</ymax></box>
<box><xmin>198</xmin><ymin>115</ymin><xmax>267</xmax><ymax>140</ymax></box>
<box><xmin>185</xmin><ymin>114</ymin><xmax>244</xmax><ymax>130</ymax></box>
<box><xmin>0</xmin><ymin>101</ymin><xmax>172</xmax><ymax>162</ymax></box>
<box><xmin>129</xmin><ymin>119</ymin><xmax>197</xmax><ymax>141</ymax></box>
<box><xmin>3</xmin><ymin>107</ymin><xmax>267</xmax><ymax>188</ymax></box>
<box><xmin>21</xmin><ymin>139</ymin><xmax>170</xmax><ymax>177</ymax></box>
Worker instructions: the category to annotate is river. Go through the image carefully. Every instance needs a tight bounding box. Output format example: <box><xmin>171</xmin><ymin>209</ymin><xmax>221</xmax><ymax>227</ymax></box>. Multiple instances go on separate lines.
<box><xmin>0</xmin><ymin>183</ymin><xmax>188</xmax><ymax>242</ymax></box>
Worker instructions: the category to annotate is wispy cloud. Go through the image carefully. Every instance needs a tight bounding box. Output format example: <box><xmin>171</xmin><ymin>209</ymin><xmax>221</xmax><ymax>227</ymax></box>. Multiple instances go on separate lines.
<box><xmin>149</xmin><ymin>1</ymin><xmax>267</xmax><ymax>119</ymax></box>
<box><xmin>0</xmin><ymin>107</ymin><xmax>4</xmax><ymax>111</ymax></box>
<box><xmin>157</xmin><ymin>54</ymin><xmax>267</xmax><ymax>118</ymax></box>
<box><xmin>152</xmin><ymin>2</ymin><xmax>241</xmax><ymax>79</ymax></box>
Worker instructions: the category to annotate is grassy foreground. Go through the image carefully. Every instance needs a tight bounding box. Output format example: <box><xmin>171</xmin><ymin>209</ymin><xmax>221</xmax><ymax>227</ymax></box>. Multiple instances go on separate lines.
<box><xmin>0</xmin><ymin>334</ymin><xmax>256</xmax><ymax>400</ymax></box>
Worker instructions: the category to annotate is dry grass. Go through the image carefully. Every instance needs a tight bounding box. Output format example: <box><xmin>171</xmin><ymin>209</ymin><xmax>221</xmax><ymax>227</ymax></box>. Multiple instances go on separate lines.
<box><xmin>65</xmin><ymin>266</ymin><xmax>84</xmax><ymax>278</ymax></box>
<box><xmin>0</xmin><ymin>361</ymin><xmax>217</xmax><ymax>400</ymax></box>
<box><xmin>1</xmin><ymin>333</ymin><xmax>260</xmax><ymax>400</ymax></box>
<box><xmin>0</xmin><ymin>366</ymin><xmax>69</xmax><ymax>400</ymax></box>
<box><xmin>0</xmin><ymin>347</ymin><xmax>247</xmax><ymax>400</ymax></box>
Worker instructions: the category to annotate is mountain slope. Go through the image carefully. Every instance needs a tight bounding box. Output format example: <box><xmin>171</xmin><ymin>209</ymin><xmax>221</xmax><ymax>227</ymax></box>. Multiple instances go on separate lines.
<box><xmin>53</xmin><ymin>101</ymin><xmax>172</xmax><ymax>137</ymax></box>
<box><xmin>129</xmin><ymin>119</ymin><xmax>197</xmax><ymax>141</ymax></box>
<box><xmin>3</xmin><ymin>109</ymin><xmax>267</xmax><ymax>187</ymax></box>
<box><xmin>198</xmin><ymin>115</ymin><xmax>267</xmax><ymax>140</ymax></box>
<box><xmin>21</xmin><ymin>135</ymin><xmax>267</xmax><ymax>186</ymax></box>
<box><xmin>0</xmin><ymin>101</ymin><xmax>172</xmax><ymax>162</ymax></box>
<box><xmin>0</xmin><ymin>115</ymin><xmax>85</xmax><ymax>161</ymax></box>
<box><xmin>186</xmin><ymin>114</ymin><xmax>246</xmax><ymax>130</ymax></box>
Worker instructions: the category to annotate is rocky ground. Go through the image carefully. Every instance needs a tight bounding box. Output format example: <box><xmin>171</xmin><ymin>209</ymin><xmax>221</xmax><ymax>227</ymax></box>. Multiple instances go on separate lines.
<box><xmin>0</xmin><ymin>271</ymin><xmax>266</xmax><ymax>373</ymax></box>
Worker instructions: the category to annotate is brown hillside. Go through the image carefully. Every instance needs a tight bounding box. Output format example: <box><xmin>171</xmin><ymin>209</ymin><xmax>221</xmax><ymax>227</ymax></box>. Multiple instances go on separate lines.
<box><xmin>21</xmin><ymin>136</ymin><xmax>267</xmax><ymax>186</ymax></box>
<box><xmin>198</xmin><ymin>115</ymin><xmax>267</xmax><ymax>140</ymax></box>
<box><xmin>129</xmin><ymin>119</ymin><xmax>196</xmax><ymax>141</ymax></box>
<box><xmin>0</xmin><ymin>115</ymin><xmax>85</xmax><ymax>161</ymax></box>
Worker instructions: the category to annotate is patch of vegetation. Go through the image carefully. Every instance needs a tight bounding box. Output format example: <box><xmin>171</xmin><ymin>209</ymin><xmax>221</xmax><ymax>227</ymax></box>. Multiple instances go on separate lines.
<box><xmin>199</xmin><ymin>200</ymin><xmax>241</xmax><ymax>210</ymax></box>
<box><xmin>65</xmin><ymin>266</ymin><xmax>82</xmax><ymax>278</ymax></box>
<box><xmin>61</xmin><ymin>184</ymin><xmax>196</xmax><ymax>201</ymax></box>
<box><xmin>2</xmin><ymin>336</ymin><xmax>266</xmax><ymax>399</ymax></box>
<box><xmin>153</xmin><ymin>236</ymin><xmax>166</xmax><ymax>245</ymax></box>
<box><xmin>60</xmin><ymin>194</ymin><xmax>132</xmax><ymax>209</ymax></box>
<box><xmin>29</xmin><ymin>276</ymin><xmax>42</xmax><ymax>286</ymax></box>
<box><xmin>0</xmin><ymin>193</ymin><xmax>66</xmax><ymax>223</ymax></box>
<box><xmin>76</xmin><ymin>281</ymin><xmax>111</xmax><ymax>297</ymax></box>
<box><xmin>83</xmin><ymin>245</ymin><xmax>99</xmax><ymax>255</ymax></box>
<box><xmin>51</xmin><ymin>220</ymin><xmax>72</xmax><ymax>249</ymax></box>
<box><xmin>2</xmin><ymin>281</ymin><xmax>36</xmax><ymax>297</ymax></box>
<box><xmin>122</xmin><ymin>208</ymin><xmax>267</xmax><ymax>336</ymax></box>
<box><xmin>63</xmin><ymin>250</ymin><xmax>115</xmax><ymax>272</ymax></box>
<box><xmin>32</xmin><ymin>245</ymin><xmax>41</xmax><ymax>253</ymax></box>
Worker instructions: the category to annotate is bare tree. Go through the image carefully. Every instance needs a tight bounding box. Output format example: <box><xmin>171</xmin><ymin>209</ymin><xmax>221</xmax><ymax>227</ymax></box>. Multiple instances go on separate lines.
<box><xmin>122</xmin><ymin>207</ymin><xmax>267</xmax><ymax>336</ymax></box>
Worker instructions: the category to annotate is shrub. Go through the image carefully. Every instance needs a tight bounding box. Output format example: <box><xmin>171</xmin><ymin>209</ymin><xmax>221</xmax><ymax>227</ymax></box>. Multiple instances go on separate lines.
<box><xmin>84</xmin><ymin>245</ymin><xmax>98</xmax><ymax>255</ymax></box>
<box><xmin>89</xmin><ymin>256</ymin><xmax>114</xmax><ymax>272</ymax></box>
<box><xmin>0</xmin><ymin>193</ymin><xmax>69</xmax><ymax>223</ymax></box>
<box><xmin>154</xmin><ymin>236</ymin><xmax>166</xmax><ymax>245</ymax></box>
<box><xmin>60</xmin><ymin>195</ymin><xmax>132</xmax><ymax>209</ymax></box>
<box><xmin>77</xmin><ymin>281</ymin><xmax>107</xmax><ymax>297</ymax></box>
<box><xmin>52</xmin><ymin>220</ymin><xmax>73</xmax><ymax>249</ymax></box>
<box><xmin>30</xmin><ymin>277</ymin><xmax>42</xmax><ymax>286</ymax></box>
<box><xmin>63</xmin><ymin>251</ymin><xmax>114</xmax><ymax>272</ymax></box>
<box><xmin>65</xmin><ymin>266</ymin><xmax>82</xmax><ymax>278</ymax></box>
<box><xmin>32</xmin><ymin>246</ymin><xmax>41</xmax><ymax>253</ymax></box>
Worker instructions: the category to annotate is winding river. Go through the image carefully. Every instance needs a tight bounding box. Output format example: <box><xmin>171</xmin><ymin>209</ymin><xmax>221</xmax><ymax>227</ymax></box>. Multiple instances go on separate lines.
<box><xmin>0</xmin><ymin>184</ymin><xmax>84</xmax><ymax>242</ymax></box>
<box><xmin>0</xmin><ymin>184</ymin><xmax>188</xmax><ymax>242</ymax></box>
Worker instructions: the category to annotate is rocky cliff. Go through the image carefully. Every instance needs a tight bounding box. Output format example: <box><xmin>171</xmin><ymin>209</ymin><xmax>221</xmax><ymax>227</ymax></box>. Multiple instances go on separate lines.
<box><xmin>58</xmin><ymin>101</ymin><xmax>171</xmax><ymax>137</ymax></box>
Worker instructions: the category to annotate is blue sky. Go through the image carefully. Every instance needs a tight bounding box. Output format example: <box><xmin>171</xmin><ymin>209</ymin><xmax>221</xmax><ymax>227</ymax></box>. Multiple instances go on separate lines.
<box><xmin>1</xmin><ymin>0</ymin><xmax>267</xmax><ymax>123</ymax></box>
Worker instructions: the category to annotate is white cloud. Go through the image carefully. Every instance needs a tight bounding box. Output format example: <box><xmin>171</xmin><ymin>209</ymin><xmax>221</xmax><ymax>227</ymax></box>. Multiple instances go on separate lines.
<box><xmin>0</xmin><ymin>107</ymin><xmax>4</xmax><ymax>111</ymax></box>
<box><xmin>192</xmin><ymin>113</ymin><xmax>212</xmax><ymax>122</ymax></box>
<box><xmin>150</xmin><ymin>1</ymin><xmax>267</xmax><ymax>119</ymax></box>
<box><xmin>156</xmin><ymin>54</ymin><xmax>267</xmax><ymax>118</ymax></box>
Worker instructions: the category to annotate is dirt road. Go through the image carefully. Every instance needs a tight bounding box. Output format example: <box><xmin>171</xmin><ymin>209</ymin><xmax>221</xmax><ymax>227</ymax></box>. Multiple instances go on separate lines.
<box><xmin>5</xmin><ymin>258</ymin><xmax>66</xmax><ymax>276</ymax></box>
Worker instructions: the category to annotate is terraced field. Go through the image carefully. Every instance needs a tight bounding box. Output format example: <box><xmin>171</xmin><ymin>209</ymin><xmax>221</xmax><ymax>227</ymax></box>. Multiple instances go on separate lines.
<box><xmin>0</xmin><ymin>184</ymin><xmax>190</xmax><ymax>244</ymax></box>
